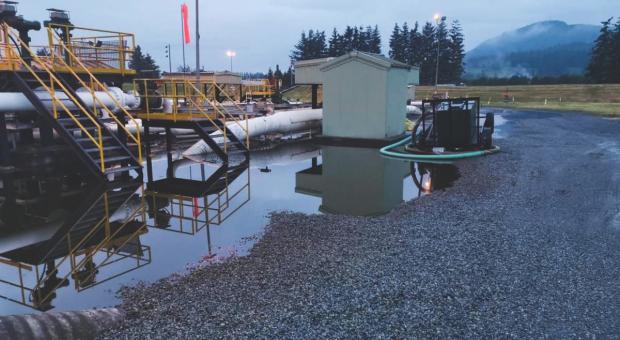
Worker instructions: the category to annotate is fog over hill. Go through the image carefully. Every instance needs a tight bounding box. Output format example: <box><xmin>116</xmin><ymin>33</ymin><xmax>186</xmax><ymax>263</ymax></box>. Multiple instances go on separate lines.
<box><xmin>465</xmin><ymin>20</ymin><xmax>600</xmax><ymax>78</ymax></box>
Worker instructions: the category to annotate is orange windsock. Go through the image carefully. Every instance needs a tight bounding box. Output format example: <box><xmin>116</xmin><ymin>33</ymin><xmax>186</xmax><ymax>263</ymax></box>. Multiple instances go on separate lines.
<box><xmin>182</xmin><ymin>3</ymin><xmax>191</xmax><ymax>44</ymax></box>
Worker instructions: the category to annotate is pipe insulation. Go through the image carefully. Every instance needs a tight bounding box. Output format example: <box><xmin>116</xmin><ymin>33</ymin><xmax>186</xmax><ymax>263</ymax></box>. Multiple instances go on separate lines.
<box><xmin>0</xmin><ymin>308</ymin><xmax>125</xmax><ymax>340</ymax></box>
<box><xmin>183</xmin><ymin>109</ymin><xmax>323</xmax><ymax>156</ymax></box>
<box><xmin>0</xmin><ymin>87</ymin><xmax>140</xmax><ymax>113</ymax></box>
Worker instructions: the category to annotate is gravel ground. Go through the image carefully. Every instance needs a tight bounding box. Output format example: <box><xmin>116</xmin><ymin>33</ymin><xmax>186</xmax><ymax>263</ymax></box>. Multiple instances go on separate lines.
<box><xmin>102</xmin><ymin>109</ymin><xmax>620</xmax><ymax>339</ymax></box>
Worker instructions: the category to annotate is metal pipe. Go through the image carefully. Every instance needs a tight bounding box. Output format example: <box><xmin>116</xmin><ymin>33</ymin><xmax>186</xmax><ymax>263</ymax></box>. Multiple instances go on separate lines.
<box><xmin>0</xmin><ymin>87</ymin><xmax>140</xmax><ymax>113</ymax></box>
<box><xmin>183</xmin><ymin>109</ymin><xmax>323</xmax><ymax>156</ymax></box>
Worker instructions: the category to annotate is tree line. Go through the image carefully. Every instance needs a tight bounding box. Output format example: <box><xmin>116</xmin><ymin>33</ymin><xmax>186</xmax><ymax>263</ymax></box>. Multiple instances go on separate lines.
<box><xmin>290</xmin><ymin>26</ymin><xmax>382</xmax><ymax>60</ymax></box>
<box><xmin>289</xmin><ymin>21</ymin><xmax>465</xmax><ymax>85</ymax></box>
<box><xmin>389</xmin><ymin>19</ymin><xmax>464</xmax><ymax>85</ymax></box>
<box><xmin>587</xmin><ymin>17</ymin><xmax>620</xmax><ymax>83</ymax></box>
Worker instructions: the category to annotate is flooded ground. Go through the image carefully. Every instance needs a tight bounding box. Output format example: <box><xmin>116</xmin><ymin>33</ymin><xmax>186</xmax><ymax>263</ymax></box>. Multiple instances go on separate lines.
<box><xmin>0</xmin><ymin>111</ymin><xmax>505</xmax><ymax>315</ymax></box>
<box><xmin>0</xmin><ymin>144</ymin><xmax>464</xmax><ymax>315</ymax></box>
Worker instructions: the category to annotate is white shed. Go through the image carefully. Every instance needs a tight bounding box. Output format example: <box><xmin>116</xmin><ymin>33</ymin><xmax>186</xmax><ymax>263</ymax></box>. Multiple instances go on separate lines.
<box><xmin>320</xmin><ymin>51</ymin><xmax>419</xmax><ymax>140</ymax></box>
<box><xmin>295</xmin><ymin>51</ymin><xmax>419</xmax><ymax>141</ymax></box>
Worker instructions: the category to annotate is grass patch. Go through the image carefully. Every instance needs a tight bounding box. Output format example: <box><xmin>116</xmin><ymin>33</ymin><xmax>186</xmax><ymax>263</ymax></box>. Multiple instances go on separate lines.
<box><xmin>417</xmin><ymin>84</ymin><xmax>620</xmax><ymax>117</ymax></box>
<box><xmin>281</xmin><ymin>84</ymin><xmax>620</xmax><ymax>117</ymax></box>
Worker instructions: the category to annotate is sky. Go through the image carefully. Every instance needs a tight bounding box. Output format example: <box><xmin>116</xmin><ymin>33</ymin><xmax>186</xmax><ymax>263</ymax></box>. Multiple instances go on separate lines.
<box><xmin>16</xmin><ymin>0</ymin><xmax>618</xmax><ymax>73</ymax></box>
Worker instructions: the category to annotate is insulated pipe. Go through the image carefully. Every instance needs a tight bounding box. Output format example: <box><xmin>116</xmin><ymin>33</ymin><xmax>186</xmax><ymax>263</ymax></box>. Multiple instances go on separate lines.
<box><xmin>0</xmin><ymin>308</ymin><xmax>125</xmax><ymax>340</ymax></box>
<box><xmin>0</xmin><ymin>87</ymin><xmax>140</xmax><ymax>113</ymax></box>
<box><xmin>183</xmin><ymin>109</ymin><xmax>323</xmax><ymax>156</ymax></box>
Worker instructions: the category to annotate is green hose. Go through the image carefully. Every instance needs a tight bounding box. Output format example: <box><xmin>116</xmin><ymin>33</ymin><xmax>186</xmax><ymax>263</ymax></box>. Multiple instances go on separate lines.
<box><xmin>380</xmin><ymin>135</ymin><xmax>501</xmax><ymax>161</ymax></box>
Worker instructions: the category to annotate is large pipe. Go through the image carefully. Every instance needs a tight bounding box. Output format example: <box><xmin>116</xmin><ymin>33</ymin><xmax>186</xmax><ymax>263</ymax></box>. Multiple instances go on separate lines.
<box><xmin>0</xmin><ymin>308</ymin><xmax>125</xmax><ymax>340</ymax></box>
<box><xmin>0</xmin><ymin>87</ymin><xmax>140</xmax><ymax>113</ymax></box>
<box><xmin>183</xmin><ymin>108</ymin><xmax>323</xmax><ymax>156</ymax></box>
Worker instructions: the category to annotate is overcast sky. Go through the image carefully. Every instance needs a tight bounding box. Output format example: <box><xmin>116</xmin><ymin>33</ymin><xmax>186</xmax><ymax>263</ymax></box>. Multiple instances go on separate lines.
<box><xmin>17</xmin><ymin>0</ymin><xmax>617</xmax><ymax>72</ymax></box>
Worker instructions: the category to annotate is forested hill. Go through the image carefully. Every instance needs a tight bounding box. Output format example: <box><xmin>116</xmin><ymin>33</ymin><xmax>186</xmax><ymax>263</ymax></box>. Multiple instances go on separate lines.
<box><xmin>465</xmin><ymin>21</ymin><xmax>600</xmax><ymax>78</ymax></box>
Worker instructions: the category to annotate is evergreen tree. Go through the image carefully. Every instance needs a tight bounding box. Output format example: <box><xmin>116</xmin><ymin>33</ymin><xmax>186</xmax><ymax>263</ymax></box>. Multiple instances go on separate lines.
<box><xmin>130</xmin><ymin>45</ymin><xmax>161</xmax><ymax>78</ymax></box>
<box><xmin>435</xmin><ymin>17</ymin><xmax>450</xmax><ymax>84</ymax></box>
<box><xmin>447</xmin><ymin>20</ymin><xmax>466</xmax><ymax>82</ymax></box>
<box><xmin>408</xmin><ymin>22</ymin><xmax>424</xmax><ymax>66</ymax></box>
<box><xmin>587</xmin><ymin>18</ymin><xmax>614</xmax><ymax>83</ymax></box>
<box><xmin>370</xmin><ymin>25</ymin><xmax>382</xmax><ymax>54</ymax></box>
<box><xmin>389</xmin><ymin>23</ymin><xmax>405</xmax><ymax>61</ymax></box>
<box><xmin>342</xmin><ymin>26</ymin><xmax>354</xmax><ymax>52</ymax></box>
<box><xmin>290</xmin><ymin>30</ymin><xmax>328</xmax><ymax>61</ymax></box>
<box><xmin>281</xmin><ymin>65</ymin><xmax>295</xmax><ymax>90</ymax></box>
<box><xmin>328</xmin><ymin>28</ymin><xmax>343</xmax><ymax>57</ymax></box>
<box><xmin>420</xmin><ymin>22</ymin><xmax>436</xmax><ymax>85</ymax></box>
<box><xmin>400</xmin><ymin>22</ymin><xmax>410</xmax><ymax>62</ymax></box>
<box><xmin>609</xmin><ymin>18</ymin><xmax>620</xmax><ymax>83</ymax></box>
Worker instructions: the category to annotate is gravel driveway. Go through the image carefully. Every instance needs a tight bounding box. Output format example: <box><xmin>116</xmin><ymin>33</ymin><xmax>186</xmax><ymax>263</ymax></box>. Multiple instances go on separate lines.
<box><xmin>102</xmin><ymin>109</ymin><xmax>620</xmax><ymax>339</ymax></box>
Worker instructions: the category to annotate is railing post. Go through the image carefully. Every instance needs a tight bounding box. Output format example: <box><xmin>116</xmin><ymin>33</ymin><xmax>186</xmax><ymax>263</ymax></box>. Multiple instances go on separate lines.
<box><xmin>118</xmin><ymin>34</ymin><xmax>125</xmax><ymax>76</ymax></box>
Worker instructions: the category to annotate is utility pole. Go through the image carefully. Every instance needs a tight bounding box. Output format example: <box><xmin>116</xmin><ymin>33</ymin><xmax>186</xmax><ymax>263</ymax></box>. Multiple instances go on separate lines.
<box><xmin>181</xmin><ymin>10</ymin><xmax>186</xmax><ymax>73</ymax></box>
<box><xmin>434</xmin><ymin>14</ymin><xmax>446</xmax><ymax>92</ymax></box>
<box><xmin>195</xmin><ymin>0</ymin><xmax>200</xmax><ymax>87</ymax></box>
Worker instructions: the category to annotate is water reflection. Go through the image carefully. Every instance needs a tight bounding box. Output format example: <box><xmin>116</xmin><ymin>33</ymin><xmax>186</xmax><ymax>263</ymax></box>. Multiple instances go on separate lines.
<box><xmin>296</xmin><ymin>146</ymin><xmax>461</xmax><ymax>216</ymax></box>
<box><xmin>0</xmin><ymin>158</ymin><xmax>251</xmax><ymax>312</ymax></box>
<box><xmin>0</xmin><ymin>141</ymin><xmax>460</xmax><ymax>313</ymax></box>
<box><xmin>296</xmin><ymin>146</ymin><xmax>410</xmax><ymax>216</ymax></box>
<box><xmin>0</xmin><ymin>174</ymin><xmax>148</xmax><ymax>311</ymax></box>
<box><xmin>412</xmin><ymin>162</ymin><xmax>461</xmax><ymax>194</ymax></box>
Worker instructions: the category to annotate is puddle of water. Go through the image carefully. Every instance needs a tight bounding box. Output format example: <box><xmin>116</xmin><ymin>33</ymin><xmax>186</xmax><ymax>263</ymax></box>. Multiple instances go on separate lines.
<box><xmin>0</xmin><ymin>142</ymin><xmax>459</xmax><ymax>315</ymax></box>
<box><xmin>613</xmin><ymin>212</ymin><xmax>620</xmax><ymax>230</ymax></box>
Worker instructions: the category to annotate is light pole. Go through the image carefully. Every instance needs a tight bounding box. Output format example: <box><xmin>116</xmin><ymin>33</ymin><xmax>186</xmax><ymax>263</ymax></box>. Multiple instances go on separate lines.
<box><xmin>434</xmin><ymin>13</ymin><xmax>446</xmax><ymax>91</ymax></box>
<box><xmin>165</xmin><ymin>43</ymin><xmax>172</xmax><ymax>73</ymax></box>
<box><xmin>226</xmin><ymin>50</ymin><xmax>236</xmax><ymax>72</ymax></box>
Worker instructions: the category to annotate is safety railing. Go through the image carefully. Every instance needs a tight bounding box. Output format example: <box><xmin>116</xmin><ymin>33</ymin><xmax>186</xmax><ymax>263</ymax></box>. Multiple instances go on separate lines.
<box><xmin>48</xmin><ymin>31</ymin><xmax>142</xmax><ymax>163</ymax></box>
<box><xmin>145</xmin><ymin>166</ymin><xmax>251</xmax><ymax>233</ymax></box>
<box><xmin>46</xmin><ymin>24</ymin><xmax>136</xmax><ymax>75</ymax></box>
<box><xmin>26</xmin><ymin>190</ymin><xmax>148</xmax><ymax>309</ymax></box>
<box><xmin>136</xmin><ymin>77</ymin><xmax>232</xmax><ymax>151</ymax></box>
<box><xmin>3</xmin><ymin>23</ymin><xmax>107</xmax><ymax>172</ymax></box>
<box><xmin>134</xmin><ymin>78</ymin><xmax>250</xmax><ymax>150</ymax></box>
<box><xmin>243</xmin><ymin>79</ymin><xmax>274</xmax><ymax>98</ymax></box>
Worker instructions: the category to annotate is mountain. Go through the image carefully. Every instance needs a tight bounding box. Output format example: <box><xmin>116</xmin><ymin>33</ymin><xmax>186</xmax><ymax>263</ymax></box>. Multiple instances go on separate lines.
<box><xmin>465</xmin><ymin>20</ymin><xmax>600</xmax><ymax>78</ymax></box>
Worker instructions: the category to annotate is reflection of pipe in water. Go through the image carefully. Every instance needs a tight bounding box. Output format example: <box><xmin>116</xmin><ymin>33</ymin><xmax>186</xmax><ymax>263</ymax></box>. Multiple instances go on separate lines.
<box><xmin>183</xmin><ymin>109</ymin><xmax>323</xmax><ymax>156</ymax></box>
<box><xmin>0</xmin><ymin>195</ymin><xmax>142</xmax><ymax>254</ymax></box>
<box><xmin>173</xmin><ymin>142</ymin><xmax>321</xmax><ymax>172</ymax></box>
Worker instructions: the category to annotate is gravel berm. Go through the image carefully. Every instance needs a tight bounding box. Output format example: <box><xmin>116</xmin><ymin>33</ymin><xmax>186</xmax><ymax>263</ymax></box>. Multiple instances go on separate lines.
<box><xmin>102</xmin><ymin>109</ymin><xmax>620</xmax><ymax>339</ymax></box>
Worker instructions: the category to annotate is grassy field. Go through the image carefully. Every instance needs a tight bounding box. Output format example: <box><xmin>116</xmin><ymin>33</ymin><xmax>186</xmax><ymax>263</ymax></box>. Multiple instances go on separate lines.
<box><xmin>283</xmin><ymin>84</ymin><xmax>620</xmax><ymax>117</ymax></box>
<box><xmin>417</xmin><ymin>84</ymin><xmax>620</xmax><ymax>117</ymax></box>
<box><xmin>282</xmin><ymin>85</ymin><xmax>323</xmax><ymax>105</ymax></box>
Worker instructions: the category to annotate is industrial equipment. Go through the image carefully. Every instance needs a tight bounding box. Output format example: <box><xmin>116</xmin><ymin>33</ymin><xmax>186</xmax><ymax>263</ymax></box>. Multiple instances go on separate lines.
<box><xmin>381</xmin><ymin>97</ymin><xmax>500</xmax><ymax>161</ymax></box>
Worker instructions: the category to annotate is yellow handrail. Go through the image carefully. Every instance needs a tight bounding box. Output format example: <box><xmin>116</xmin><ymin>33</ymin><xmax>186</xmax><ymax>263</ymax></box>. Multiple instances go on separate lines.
<box><xmin>210</xmin><ymin>82</ymin><xmax>250</xmax><ymax>148</ymax></box>
<box><xmin>50</xmin><ymin>32</ymin><xmax>142</xmax><ymax>163</ymax></box>
<box><xmin>46</xmin><ymin>23</ymin><xmax>135</xmax><ymax>75</ymax></box>
<box><xmin>3</xmin><ymin>24</ymin><xmax>106</xmax><ymax>171</ymax></box>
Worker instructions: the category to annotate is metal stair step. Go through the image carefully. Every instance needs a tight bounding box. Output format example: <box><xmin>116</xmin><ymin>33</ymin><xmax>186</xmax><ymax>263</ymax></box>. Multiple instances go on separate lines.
<box><xmin>75</xmin><ymin>136</ymin><xmax>114</xmax><ymax>143</ymax></box>
<box><xmin>65</xmin><ymin>127</ymin><xmax>100</xmax><ymax>133</ymax></box>
<box><xmin>104</xmin><ymin>165</ymin><xmax>142</xmax><ymax>175</ymax></box>
<box><xmin>84</xmin><ymin>146</ymin><xmax>123</xmax><ymax>153</ymax></box>
<box><xmin>95</xmin><ymin>155</ymin><xmax>132</xmax><ymax>164</ymax></box>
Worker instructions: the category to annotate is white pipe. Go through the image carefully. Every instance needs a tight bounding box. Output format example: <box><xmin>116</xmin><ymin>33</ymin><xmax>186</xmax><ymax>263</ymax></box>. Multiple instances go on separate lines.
<box><xmin>182</xmin><ymin>109</ymin><xmax>323</xmax><ymax>156</ymax></box>
<box><xmin>407</xmin><ymin>105</ymin><xmax>422</xmax><ymax>115</ymax></box>
<box><xmin>0</xmin><ymin>87</ymin><xmax>140</xmax><ymax>113</ymax></box>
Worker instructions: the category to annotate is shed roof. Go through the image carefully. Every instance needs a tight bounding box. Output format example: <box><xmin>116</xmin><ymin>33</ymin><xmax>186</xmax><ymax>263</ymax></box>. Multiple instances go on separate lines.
<box><xmin>320</xmin><ymin>50</ymin><xmax>418</xmax><ymax>72</ymax></box>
